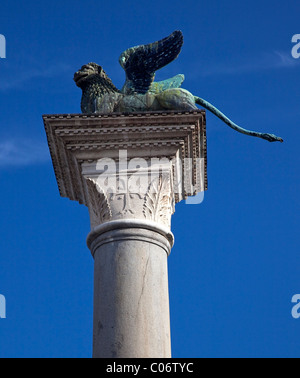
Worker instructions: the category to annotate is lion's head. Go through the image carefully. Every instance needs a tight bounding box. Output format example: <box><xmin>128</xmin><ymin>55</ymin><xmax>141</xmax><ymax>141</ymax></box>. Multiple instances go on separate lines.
<box><xmin>73</xmin><ymin>63</ymin><xmax>108</xmax><ymax>88</ymax></box>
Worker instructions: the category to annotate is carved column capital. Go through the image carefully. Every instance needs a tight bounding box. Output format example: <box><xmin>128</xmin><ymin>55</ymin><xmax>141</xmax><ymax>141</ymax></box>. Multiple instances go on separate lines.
<box><xmin>43</xmin><ymin>111</ymin><xmax>207</xmax><ymax>231</ymax></box>
<box><xmin>83</xmin><ymin>162</ymin><xmax>174</xmax><ymax>229</ymax></box>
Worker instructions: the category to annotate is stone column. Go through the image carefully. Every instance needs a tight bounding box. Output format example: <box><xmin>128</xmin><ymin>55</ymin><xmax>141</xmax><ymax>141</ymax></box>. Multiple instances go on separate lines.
<box><xmin>43</xmin><ymin>111</ymin><xmax>207</xmax><ymax>358</ymax></box>
<box><xmin>88</xmin><ymin>221</ymin><xmax>173</xmax><ymax>358</ymax></box>
<box><xmin>83</xmin><ymin>157</ymin><xmax>175</xmax><ymax>357</ymax></box>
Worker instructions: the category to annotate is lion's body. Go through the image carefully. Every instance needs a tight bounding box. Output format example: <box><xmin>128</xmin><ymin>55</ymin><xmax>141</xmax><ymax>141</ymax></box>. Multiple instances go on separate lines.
<box><xmin>75</xmin><ymin>66</ymin><xmax>198</xmax><ymax>113</ymax></box>
<box><xmin>74</xmin><ymin>62</ymin><xmax>283</xmax><ymax>143</ymax></box>
<box><xmin>96</xmin><ymin>88</ymin><xmax>198</xmax><ymax>113</ymax></box>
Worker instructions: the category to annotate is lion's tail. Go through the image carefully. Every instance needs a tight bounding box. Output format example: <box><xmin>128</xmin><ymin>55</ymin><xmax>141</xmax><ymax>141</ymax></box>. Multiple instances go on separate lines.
<box><xmin>194</xmin><ymin>96</ymin><xmax>283</xmax><ymax>143</ymax></box>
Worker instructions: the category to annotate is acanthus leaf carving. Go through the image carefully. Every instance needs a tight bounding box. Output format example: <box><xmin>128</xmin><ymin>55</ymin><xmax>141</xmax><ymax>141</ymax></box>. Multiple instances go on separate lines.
<box><xmin>86</xmin><ymin>178</ymin><xmax>112</xmax><ymax>227</ymax></box>
<box><xmin>143</xmin><ymin>173</ymin><xmax>174</xmax><ymax>227</ymax></box>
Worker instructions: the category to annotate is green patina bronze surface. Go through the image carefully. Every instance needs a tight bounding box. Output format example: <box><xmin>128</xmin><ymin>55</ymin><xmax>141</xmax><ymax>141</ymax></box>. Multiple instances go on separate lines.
<box><xmin>74</xmin><ymin>31</ymin><xmax>283</xmax><ymax>143</ymax></box>
<box><xmin>149</xmin><ymin>74</ymin><xmax>185</xmax><ymax>94</ymax></box>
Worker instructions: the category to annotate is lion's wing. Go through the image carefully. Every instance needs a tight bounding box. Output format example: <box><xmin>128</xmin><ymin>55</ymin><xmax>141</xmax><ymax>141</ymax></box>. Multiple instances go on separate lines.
<box><xmin>119</xmin><ymin>30</ymin><xmax>183</xmax><ymax>94</ymax></box>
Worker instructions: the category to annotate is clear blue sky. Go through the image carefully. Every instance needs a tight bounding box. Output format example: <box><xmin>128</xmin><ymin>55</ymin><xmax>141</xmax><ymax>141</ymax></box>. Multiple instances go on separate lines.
<box><xmin>0</xmin><ymin>0</ymin><xmax>299</xmax><ymax>358</ymax></box>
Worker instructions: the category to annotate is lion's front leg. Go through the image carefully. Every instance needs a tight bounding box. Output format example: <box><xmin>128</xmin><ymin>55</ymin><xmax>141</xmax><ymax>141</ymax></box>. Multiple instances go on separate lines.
<box><xmin>95</xmin><ymin>93</ymin><xmax>123</xmax><ymax>113</ymax></box>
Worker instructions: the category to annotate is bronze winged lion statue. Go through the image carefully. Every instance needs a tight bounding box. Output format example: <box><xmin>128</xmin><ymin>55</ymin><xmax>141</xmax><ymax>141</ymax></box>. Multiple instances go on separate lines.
<box><xmin>74</xmin><ymin>30</ymin><xmax>283</xmax><ymax>143</ymax></box>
